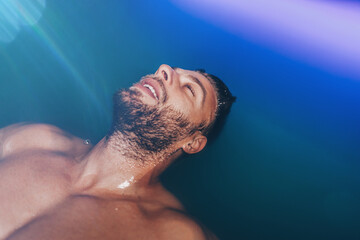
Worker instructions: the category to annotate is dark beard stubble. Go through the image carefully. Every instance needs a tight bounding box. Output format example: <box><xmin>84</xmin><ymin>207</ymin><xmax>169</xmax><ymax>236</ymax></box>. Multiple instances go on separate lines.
<box><xmin>108</xmin><ymin>88</ymin><xmax>199</xmax><ymax>156</ymax></box>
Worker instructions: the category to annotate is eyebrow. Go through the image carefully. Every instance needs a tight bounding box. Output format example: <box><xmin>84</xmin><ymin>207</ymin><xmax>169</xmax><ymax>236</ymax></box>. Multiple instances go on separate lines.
<box><xmin>172</xmin><ymin>67</ymin><xmax>207</xmax><ymax>106</ymax></box>
<box><xmin>187</xmin><ymin>74</ymin><xmax>207</xmax><ymax>106</ymax></box>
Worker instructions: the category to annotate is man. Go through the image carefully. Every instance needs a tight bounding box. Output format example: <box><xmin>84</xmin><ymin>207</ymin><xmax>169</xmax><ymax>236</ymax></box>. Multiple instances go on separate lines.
<box><xmin>0</xmin><ymin>64</ymin><xmax>235</xmax><ymax>240</ymax></box>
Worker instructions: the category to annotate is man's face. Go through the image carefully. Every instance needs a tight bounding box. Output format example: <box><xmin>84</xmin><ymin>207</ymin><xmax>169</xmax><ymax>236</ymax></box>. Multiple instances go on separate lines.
<box><xmin>131</xmin><ymin>64</ymin><xmax>217</xmax><ymax>126</ymax></box>
<box><xmin>111</xmin><ymin>64</ymin><xmax>217</xmax><ymax>154</ymax></box>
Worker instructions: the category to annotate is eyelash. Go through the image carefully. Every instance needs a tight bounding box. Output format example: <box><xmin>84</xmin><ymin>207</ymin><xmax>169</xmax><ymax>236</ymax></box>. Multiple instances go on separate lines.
<box><xmin>185</xmin><ymin>84</ymin><xmax>195</xmax><ymax>97</ymax></box>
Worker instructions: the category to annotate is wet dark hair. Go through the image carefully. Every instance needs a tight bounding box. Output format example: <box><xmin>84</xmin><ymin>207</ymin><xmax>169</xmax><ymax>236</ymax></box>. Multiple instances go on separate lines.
<box><xmin>195</xmin><ymin>69</ymin><xmax>236</xmax><ymax>144</ymax></box>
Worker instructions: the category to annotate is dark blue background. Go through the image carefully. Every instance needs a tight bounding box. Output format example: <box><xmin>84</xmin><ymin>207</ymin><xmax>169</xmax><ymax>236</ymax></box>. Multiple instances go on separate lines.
<box><xmin>1</xmin><ymin>1</ymin><xmax>359</xmax><ymax>239</ymax></box>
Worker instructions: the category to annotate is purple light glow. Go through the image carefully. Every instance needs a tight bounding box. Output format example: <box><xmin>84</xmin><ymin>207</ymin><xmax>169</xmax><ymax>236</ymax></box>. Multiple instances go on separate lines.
<box><xmin>171</xmin><ymin>0</ymin><xmax>360</xmax><ymax>79</ymax></box>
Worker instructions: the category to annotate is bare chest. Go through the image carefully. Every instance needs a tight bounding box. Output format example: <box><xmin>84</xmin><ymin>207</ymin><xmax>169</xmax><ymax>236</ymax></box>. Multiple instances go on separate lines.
<box><xmin>7</xmin><ymin>196</ymin><xmax>165</xmax><ymax>240</ymax></box>
<box><xmin>0</xmin><ymin>151</ymin><xmax>76</xmax><ymax>239</ymax></box>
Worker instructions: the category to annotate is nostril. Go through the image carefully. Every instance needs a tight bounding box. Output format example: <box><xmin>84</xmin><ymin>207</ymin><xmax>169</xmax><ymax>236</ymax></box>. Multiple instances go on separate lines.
<box><xmin>162</xmin><ymin>70</ymin><xmax>168</xmax><ymax>81</ymax></box>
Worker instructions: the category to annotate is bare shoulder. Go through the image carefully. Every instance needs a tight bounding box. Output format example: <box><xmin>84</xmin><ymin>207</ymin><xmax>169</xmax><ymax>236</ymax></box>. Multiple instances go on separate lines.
<box><xmin>0</xmin><ymin>122</ymin><xmax>91</xmax><ymax>159</ymax></box>
<box><xmin>152</xmin><ymin>207</ymin><xmax>218</xmax><ymax>240</ymax></box>
<box><xmin>145</xmin><ymin>185</ymin><xmax>218</xmax><ymax>240</ymax></box>
<box><xmin>147</xmin><ymin>183</ymin><xmax>186</xmax><ymax>210</ymax></box>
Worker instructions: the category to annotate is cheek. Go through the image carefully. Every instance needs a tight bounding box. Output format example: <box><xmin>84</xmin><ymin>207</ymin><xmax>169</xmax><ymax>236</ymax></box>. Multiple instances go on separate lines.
<box><xmin>167</xmin><ymin>96</ymin><xmax>192</xmax><ymax>114</ymax></box>
<box><xmin>166</xmin><ymin>96</ymin><xmax>207</xmax><ymax>124</ymax></box>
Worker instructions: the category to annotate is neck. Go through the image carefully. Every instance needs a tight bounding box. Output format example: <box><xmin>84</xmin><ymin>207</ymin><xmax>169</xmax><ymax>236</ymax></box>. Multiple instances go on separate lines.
<box><xmin>72</xmin><ymin>133</ymin><xmax>181</xmax><ymax>196</ymax></box>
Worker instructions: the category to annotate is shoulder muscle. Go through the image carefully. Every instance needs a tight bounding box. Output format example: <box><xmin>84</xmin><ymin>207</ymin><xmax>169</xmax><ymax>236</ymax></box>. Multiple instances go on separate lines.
<box><xmin>154</xmin><ymin>210</ymin><xmax>217</xmax><ymax>240</ymax></box>
<box><xmin>0</xmin><ymin>122</ymin><xmax>87</xmax><ymax>159</ymax></box>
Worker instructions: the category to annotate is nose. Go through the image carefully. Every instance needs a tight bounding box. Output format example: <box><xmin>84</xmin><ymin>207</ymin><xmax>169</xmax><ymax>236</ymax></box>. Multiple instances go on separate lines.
<box><xmin>156</xmin><ymin>64</ymin><xmax>175</xmax><ymax>85</ymax></box>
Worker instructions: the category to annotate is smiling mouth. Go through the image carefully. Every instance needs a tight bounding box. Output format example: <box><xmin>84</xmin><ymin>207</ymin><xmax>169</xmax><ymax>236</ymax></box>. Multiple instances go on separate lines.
<box><xmin>132</xmin><ymin>78</ymin><xmax>162</xmax><ymax>102</ymax></box>
<box><xmin>143</xmin><ymin>83</ymin><xmax>158</xmax><ymax>100</ymax></box>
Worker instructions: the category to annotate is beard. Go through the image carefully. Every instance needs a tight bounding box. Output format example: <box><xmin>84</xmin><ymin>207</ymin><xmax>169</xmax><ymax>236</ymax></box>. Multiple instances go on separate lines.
<box><xmin>108</xmin><ymin>87</ymin><xmax>199</xmax><ymax>155</ymax></box>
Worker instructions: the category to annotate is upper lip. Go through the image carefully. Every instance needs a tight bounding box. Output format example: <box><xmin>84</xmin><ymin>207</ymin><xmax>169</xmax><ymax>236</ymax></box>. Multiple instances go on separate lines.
<box><xmin>140</xmin><ymin>77</ymin><xmax>163</xmax><ymax>101</ymax></box>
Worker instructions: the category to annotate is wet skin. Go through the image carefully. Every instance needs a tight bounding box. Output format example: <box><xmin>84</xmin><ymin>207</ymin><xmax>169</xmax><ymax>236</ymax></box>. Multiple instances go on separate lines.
<box><xmin>0</xmin><ymin>65</ymin><xmax>218</xmax><ymax>240</ymax></box>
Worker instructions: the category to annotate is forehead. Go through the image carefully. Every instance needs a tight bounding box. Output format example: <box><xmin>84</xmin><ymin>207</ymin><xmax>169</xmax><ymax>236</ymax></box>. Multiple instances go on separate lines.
<box><xmin>175</xmin><ymin>67</ymin><xmax>218</xmax><ymax>121</ymax></box>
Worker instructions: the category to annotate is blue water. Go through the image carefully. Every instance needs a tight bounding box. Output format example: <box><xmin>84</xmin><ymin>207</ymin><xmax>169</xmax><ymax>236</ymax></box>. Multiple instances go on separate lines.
<box><xmin>1</xmin><ymin>1</ymin><xmax>360</xmax><ymax>239</ymax></box>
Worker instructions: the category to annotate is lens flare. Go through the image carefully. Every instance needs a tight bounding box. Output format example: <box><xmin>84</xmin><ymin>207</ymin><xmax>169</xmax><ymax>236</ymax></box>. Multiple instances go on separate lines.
<box><xmin>171</xmin><ymin>0</ymin><xmax>360</xmax><ymax>79</ymax></box>
<box><xmin>0</xmin><ymin>0</ymin><xmax>46</xmax><ymax>42</ymax></box>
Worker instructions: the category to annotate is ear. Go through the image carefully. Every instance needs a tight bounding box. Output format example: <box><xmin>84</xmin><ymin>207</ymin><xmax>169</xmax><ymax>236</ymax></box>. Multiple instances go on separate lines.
<box><xmin>182</xmin><ymin>133</ymin><xmax>208</xmax><ymax>154</ymax></box>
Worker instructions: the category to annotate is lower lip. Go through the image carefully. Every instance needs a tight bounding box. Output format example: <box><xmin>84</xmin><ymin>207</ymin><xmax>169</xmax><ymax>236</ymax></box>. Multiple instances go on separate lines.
<box><xmin>134</xmin><ymin>83</ymin><xmax>157</xmax><ymax>100</ymax></box>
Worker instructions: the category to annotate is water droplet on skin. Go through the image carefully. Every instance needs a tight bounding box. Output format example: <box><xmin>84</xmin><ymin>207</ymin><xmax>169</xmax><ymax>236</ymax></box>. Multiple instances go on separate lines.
<box><xmin>117</xmin><ymin>176</ymin><xmax>135</xmax><ymax>189</ymax></box>
<box><xmin>117</xmin><ymin>180</ymin><xmax>130</xmax><ymax>189</ymax></box>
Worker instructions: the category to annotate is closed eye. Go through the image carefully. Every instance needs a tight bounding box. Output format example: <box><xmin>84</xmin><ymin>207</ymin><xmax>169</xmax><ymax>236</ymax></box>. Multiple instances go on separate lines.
<box><xmin>185</xmin><ymin>84</ymin><xmax>195</xmax><ymax>97</ymax></box>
